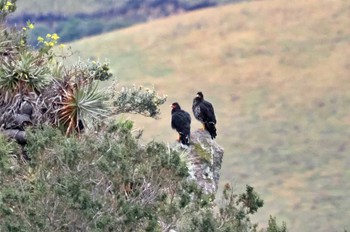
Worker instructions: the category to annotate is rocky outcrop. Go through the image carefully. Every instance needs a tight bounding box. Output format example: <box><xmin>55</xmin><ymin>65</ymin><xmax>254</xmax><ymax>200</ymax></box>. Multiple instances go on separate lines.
<box><xmin>174</xmin><ymin>129</ymin><xmax>224</xmax><ymax>195</ymax></box>
<box><xmin>0</xmin><ymin>99</ymin><xmax>34</xmax><ymax>160</ymax></box>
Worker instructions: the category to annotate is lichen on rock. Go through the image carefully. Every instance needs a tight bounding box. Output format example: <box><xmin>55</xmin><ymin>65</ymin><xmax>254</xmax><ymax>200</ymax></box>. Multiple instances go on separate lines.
<box><xmin>173</xmin><ymin>129</ymin><xmax>224</xmax><ymax>195</ymax></box>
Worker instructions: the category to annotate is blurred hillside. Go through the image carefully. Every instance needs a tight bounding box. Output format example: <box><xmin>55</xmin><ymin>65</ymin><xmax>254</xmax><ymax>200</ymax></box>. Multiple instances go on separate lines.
<box><xmin>67</xmin><ymin>0</ymin><xmax>350</xmax><ymax>231</ymax></box>
<box><xmin>9</xmin><ymin>0</ymin><xmax>242</xmax><ymax>43</ymax></box>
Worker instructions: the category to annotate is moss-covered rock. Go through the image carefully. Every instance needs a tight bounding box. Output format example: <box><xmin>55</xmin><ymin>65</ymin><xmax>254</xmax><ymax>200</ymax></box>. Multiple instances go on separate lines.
<box><xmin>173</xmin><ymin>129</ymin><xmax>224</xmax><ymax>195</ymax></box>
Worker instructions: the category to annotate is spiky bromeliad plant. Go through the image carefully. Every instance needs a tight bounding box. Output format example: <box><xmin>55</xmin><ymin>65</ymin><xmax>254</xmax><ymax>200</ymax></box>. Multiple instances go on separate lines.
<box><xmin>0</xmin><ymin>51</ymin><xmax>50</xmax><ymax>95</ymax></box>
<box><xmin>58</xmin><ymin>81</ymin><xmax>107</xmax><ymax>135</ymax></box>
<box><xmin>31</xmin><ymin>62</ymin><xmax>109</xmax><ymax>136</ymax></box>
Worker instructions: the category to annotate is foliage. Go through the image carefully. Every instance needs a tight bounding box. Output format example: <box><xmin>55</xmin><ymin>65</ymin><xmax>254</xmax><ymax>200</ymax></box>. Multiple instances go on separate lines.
<box><xmin>266</xmin><ymin>216</ymin><xmax>287</xmax><ymax>232</ymax></box>
<box><xmin>111</xmin><ymin>85</ymin><xmax>167</xmax><ymax>118</ymax></box>
<box><xmin>0</xmin><ymin>134</ymin><xmax>19</xmax><ymax>173</ymax></box>
<box><xmin>211</xmin><ymin>184</ymin><xmax>263</xmax><ymax>232</ymax></box>
<box><xmin>0</xmin><ymin>124</ymin><xmax>285</xmax><ymax>231</ymax></box>
<box><xmin>0</xmin><ymin>124</ymin><xmax>188</xmax><ymax>231</ymax></box>
<box><xmin>73</xmin><ymin>58</ymin><xmax>113</xmax><ymax>82</ymax></box>
<box><xmin>0</xmin><ymin>51</ymin><xmax>50</xmax><ymax>94</ymax></box>
<box><xmin>37</xmin><ymin>32</ymin><xmax>62</xmax><ymax>54</ymax></box>
<box><xmin>58</xmin><ymin>82</ymin><xmax>107</xmax><ymax>135</ymax></box>
<box><xmin>0</xmin><ymin>0</ymin><xmax>16</xmax><ymax>22</ymax></box>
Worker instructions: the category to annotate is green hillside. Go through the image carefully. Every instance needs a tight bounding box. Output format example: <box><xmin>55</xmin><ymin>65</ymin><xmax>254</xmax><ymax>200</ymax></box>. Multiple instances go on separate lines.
<box><xmin>68</xmin><ymin>0</ymin><xmax>350</xmax><ymax>231</ymax></box>
<box><xmin>11</xmin><ymin>0</ymin><xmax>241</xmax><ymax>43</ymax></box>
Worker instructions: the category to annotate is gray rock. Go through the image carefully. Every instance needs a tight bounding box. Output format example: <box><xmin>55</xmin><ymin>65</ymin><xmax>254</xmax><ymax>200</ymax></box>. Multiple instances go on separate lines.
<box><xmin>2</xmin><ymin>129</ymin><xmax>26</xmax><ymax>144</ymax></box>
<box><xmin>14</xmin><ymin>113</ymin><xmax>32</xmax><ymax>127</ymax></box>
<box><xmin>19</xmin><ymin>101</ymin><xmax>33</xmax><ymax>116</ymax></box>
<box><xmin>174</xmin><ymin>129</ymin><xmax>224</xmax><ymax>195</ymax></box>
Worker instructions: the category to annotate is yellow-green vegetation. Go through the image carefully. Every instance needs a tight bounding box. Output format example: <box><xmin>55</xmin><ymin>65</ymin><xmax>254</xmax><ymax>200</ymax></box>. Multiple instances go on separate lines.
<box><xmin>68</xmin><ymin>0</ymin><xmax>350</xmax><ymax>231</ymax></box>
<box><xmin>193</xmin><ymin>143</ymin><xmax>212</xmax><ymax>163</ymax></box>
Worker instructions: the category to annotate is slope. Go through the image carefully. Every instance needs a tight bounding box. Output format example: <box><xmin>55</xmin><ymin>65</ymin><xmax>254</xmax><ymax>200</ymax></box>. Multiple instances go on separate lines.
<box><xmin>10</xmin><ymin>0</ymin><xmax>242</xmax><ymax>43</ymax></box>
<box><xmin>68</xmin><ymin>0</ymin><xmax>350</xmax><ymax>231</ymax></box>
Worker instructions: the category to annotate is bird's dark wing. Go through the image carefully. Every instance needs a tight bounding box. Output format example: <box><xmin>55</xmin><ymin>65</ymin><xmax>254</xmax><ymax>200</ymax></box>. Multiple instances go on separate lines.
<box><xmin>195</xmin><ymin>101</ymin><xmax>216</xmax><ymax>124</ymax></box>
<box><xmin>184</xmin><ymin>111</ymin><xmax>191</xmax><ymax>124</ymax></box>
<box><xmin>202</xmin><ymin>100</ymin><xmax>216</xmax><ymax>124</ymax></box>
<box><xmin>172</xmin><ymin>110</ymin><xmax>191</xmax><ymax>133</ymax></box>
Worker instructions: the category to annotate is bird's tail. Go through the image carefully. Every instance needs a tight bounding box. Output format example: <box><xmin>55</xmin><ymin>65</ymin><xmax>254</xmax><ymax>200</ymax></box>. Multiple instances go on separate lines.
<box><xmin>179</xmin><ymin>132</ymin><xmax>190</xmax><ymax>146</ymax></box>
<box><xmin>205</xmin><ymin>122</ymin><xmax>217</xmax><ymax>139</ymax></box>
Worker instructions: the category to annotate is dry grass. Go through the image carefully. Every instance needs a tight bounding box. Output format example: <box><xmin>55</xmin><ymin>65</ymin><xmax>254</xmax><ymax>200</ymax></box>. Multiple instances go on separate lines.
<box><xmin>68</xmin><ymin>0</ymin><xmax>350</xmax><ymax>231</ymax></box>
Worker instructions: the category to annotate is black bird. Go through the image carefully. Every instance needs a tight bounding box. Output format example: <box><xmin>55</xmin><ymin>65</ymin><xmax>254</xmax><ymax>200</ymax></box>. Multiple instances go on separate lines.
<box><xmin>192</xmin><ymin>91</ymin><xmax>217</xmax><ymax>139</ymax></box>
<box><xmin>171</xmin><ymin>102</ymin><xmax>191</xmax><ymax>146</ymax></box>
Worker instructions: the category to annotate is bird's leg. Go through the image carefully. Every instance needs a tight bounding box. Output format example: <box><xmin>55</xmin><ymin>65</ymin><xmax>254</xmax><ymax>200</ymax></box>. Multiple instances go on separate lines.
<box><xmin>176</xmin><ymin>134</ymin><xmax>180</xmax><ymax>142</ymax></box>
